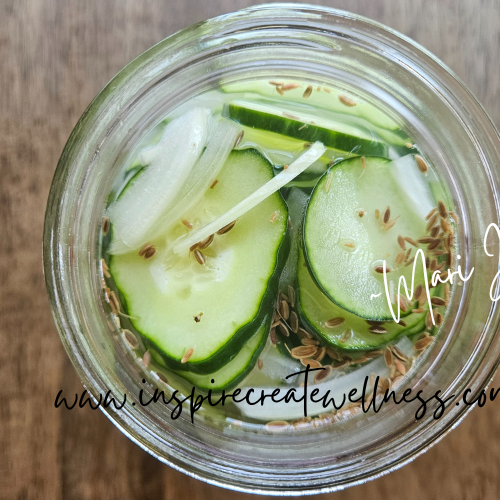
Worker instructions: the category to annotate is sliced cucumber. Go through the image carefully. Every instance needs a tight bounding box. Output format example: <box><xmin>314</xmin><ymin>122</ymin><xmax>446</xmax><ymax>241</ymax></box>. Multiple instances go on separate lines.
<box><xmin>178</xmin><ymin>316</ymin><xmax>269</xmax><ymax>391</ymax></box>
<box><xmin>297</xmin><ymin>251</ymin><xmax>429</xmax><ymax>350</ymax></box>
<box><xmin>224</xmin><ymin>100</ymin><xmax>389</xmax><ymax>157</ymax></box>
<box><xmin>304</xmin><ymin>156</ymin><xmax>429</xmax><ymax>320</ymax></box>
<box><xmin>220</xmin><ymin>81</ymin><xmax>401</xmax><ymax>131</ymax></box>
<box><xmin>109</xmin><ymin>149</ymin><xmax>289</xmax><ymax>373</ymax></box>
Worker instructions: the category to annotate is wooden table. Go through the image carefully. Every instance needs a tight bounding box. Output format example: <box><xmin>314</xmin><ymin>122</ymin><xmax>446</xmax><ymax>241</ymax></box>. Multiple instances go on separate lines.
<box><xmin>2</xmin><ymin>1</ymin><xmax>500</xmax><ymax>498</ymax></box>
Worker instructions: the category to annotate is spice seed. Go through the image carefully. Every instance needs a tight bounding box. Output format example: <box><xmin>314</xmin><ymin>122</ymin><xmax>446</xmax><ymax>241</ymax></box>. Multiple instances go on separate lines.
<box><xmin>426</xmin><ymin>310</ymin><xmax>433</xmax><ymax>329</ymax></box>
<box><xmin>375</xmin><ymin>209</ymin><xmax>380</xmax><ymax>219</ymax></box>
<box><xmin>418</xmin><ymin>237</ymin><xmax>433</xmax><ymax>244</ymax></box>
<box><xmin>427</xmin><ymin>239</ymin><xmax>441</xmax><ymax>251</ymax></box>
<box><xmin>280</xmin><ymin>300</ymin><xmax>290</xmax><ymax>320</ymax></box>
<box><xmin>290</xmin><ymin>311</ymin><xmax>299</xmax><ymax>333</ymax></box>
<box><xmin>431</xmin><ymin>226</ymin><xmax>440</xmax><ymax>238</ymax></box>
<box><xmin>278</xmin><ymin>322</ymin><xmax>289</xmax><ymax>337</ymax></box>
<box><xmin>325</xmin><ymin>317</ymin><xmax>345</xmax><ymax>328</ymax></box>
<box><xmin>449</xmin><ymin>211</ymin><xmax>459</xmax><ymax>224</ymax></box>
<box><xmin>291</xmin><ymin>345</ymin><xmax>318</xmax><ymax>359</ymax></box>
<box><xmin>369</xmin><ymin>326</ymin><xmax>387</xmax><ymax>334</ymax></box>
<box><xmin>374</xmin><ymin>266</ymin><xmax>386</xmax><ymax>274</ymax></box>
<box><xmin>425</xmin><ymin>208</ymin><xmax>437</xmax><ymax>220</ymax></box>
<box><xmin>415</xmin><ymin>154</ymin><xmax>428</xmax><ymax>174</ymax></box>
<box><xmin>412</xmin><ymin>308</ymin><xmax>425</xmax><ymax>314</ymax></box>
<box><xmin>395</xmin><ymin>251</ymin><xmax>406</xmax><ymax>266</ymax></box>
<box><xmin>181</xmin><ymin>219</ymin><xmax>193</xmax><ymax>229</ymax></box>
<box><xmin>189</xmin><ymin>243</ymin><xmax>199</xmax><ymax>252</ymax></box>
<box><xmin>258</xmin><ymin>358</ymin><xmax>263</xmax><ymax>370</ymax></box>
<box><xmin>288</xmin><ymin>285</ymin><xmax>295</xmax><ymax>307</ymax></box>
<box><xmin>102</xmin><ymin>217</ymin><xmax>110</xmax><ymax>235</ymax></box>
<box><xmin>398</xmin><ymin>295</ymin><xmax>408</xmax><ymax>312</ymax></box>
<box><xmin>270</xmin><ymin>328</ymin><xmax>278</xmax><ymax>345</ymax></box>
<box><xmin>426</xmin><ymin>213</ymin><xmax>439</xmax><ymax>232</ymax></box>
<box><xmin>361</xmin><ymin>156</ymin><xmax>366</xmax><ymax>170</ymax></box>
<box><xmin>441</xmin><ymin>218</ymin><xmax>452</xmax><ymax>233</ymax></box>
<box><xmin>339</xmin><ymin>94</ymin><xmax>356</xmax><ymax>107</ymax></box>
<box><xmin>198</xmin><ymin>234</ymin><xmax>214</xmax><ymax>249</ymax></box>
<box><xmin>404</xmin><ymin>236</ymin><xmax>419</xmax><ymax>248</ymax></box>
<box><xmin>270</xmin><ymin>211</ymin><xmax>279</xmax><ymax>223</ymax></box>
<box><xmin>325</xmin><ymin>171</ymin><xmax>334</xmax><ymax>193</ymax></box>
<box><xmin>397</xmin><ymin>235</ymin><xmax>406</xmax><ymax>251</ymax></box>
<box><xmin>299</xmin><ymin>327</ymin><xmax>313</xmax><ymax>338</ymax></box>
<box><xmin>210</xmin><ymin>179</ymin><xmax>218</xmax><ymax>189</ymax></box>
<box><xmin>181</xmin><ymin>347</ymin><xmax>194</xmax><ymax>363</ymax></box>
<box><xmin>315</xmin><ymin>346</ymin><xmax>326</xmax><ymax>362</ymax></box>
<box><xmin>391</xmin><ymin>345</ymin><xmax>409</xmax><ymax>362</ymax></box>
<box><xmin>234</xmin><ymin>130</ymin><xmax>244</xmax><ymax>148</ymax></box>
<box><xmin>109</xmin><ymin>291</ymin><xmax>121</xmax><ymax>313</ymax></box>
<box><xmin>405</xmin><ymin>142</ymin><xmax>414</xmax><ymax>149</ymax></box>
<box><xmin>445</xmin><ymin>283</ymin><xmax>450</xmax><ymax>303</ymax></box>
<box><xmin>302</xmin><ymin>337</ymin><xmax>319</xmax><ymax>346</ymax></box>
<box><xmin>384</xmin><ymin>347</ymin><xmax>393</xmax><ymax>368</ymax></box>
<box><xmin>303</xmin><ymin>85</ymin><xmax>313</xmax><ymax>98</ymax></box>
<box><xmin>193</xmin><ymin>249</ymin><xmax>206</xmax><ymax>265</ymax></box>
<box><xmin>138</xmin><ymin>243</ymin><xmax>155</xmax><ymax>257</ymax></box>
<box><xmin>122</xmin><ymin>329</ymin><xmax>138</xmax><ymax>349</ymax></box>
<box><xmin>431</xmin><ymin>296</ymin><xmax>446</xmax><ymax>306</ymax></box>
<box><xmin>414</xmin><ymin>336</ymin><xmax>434</xmax><ymax>350</ymax></box>
<box><xmin>281</xmin><ymin>83</ymin><xmax>301</xmax><ymax>91</ymax></box>
<box><xmin>144</xmin><ymin>247</ymin><xmax>156</xmax><ymax>259</ymax></box>
<box><xmin>383</xmin><ymin>218</ymin><xmax>398</xmax><ymax>231</ymax></box>
<box><xmin>216</xmin><ymin>220</ymin><xmax>237</xmax><ymax>235</ymax></box>
<box><xmin>394</xmin><ymin>359</ymin><xmax>407</xmax><ymax>375</ymax></box>
<box><xmin>365</xmin><ymin>350</ymin><xmax>383</xmax><ymax>359</ymax></box>
<box><xmin>326</xmin><ymin>347</ymin><xmax>341</xmax><ymax>361</ymax></box>
<box><xmin>438</xmin><ymin>200</ymin><xmax>447</xmax><ymax>218</ymax></box>
<box><xmin>193</xmin><ymin>312</ymin><xmax>203</xmax><ymax>323</ymax></box>
<box><xmin>382</xmin><ymin>206</ymin><xmax>391</xmax><ymax>224</ymax></box>
<box><xmin>314</xmin><ymin>365</ymin><xmax>332</xmax><ymax>383</ymax></box>
<box><xmin>101</xmin><ymin>259</ymin><xmax>111</xmax><ymax>278</ymax></box>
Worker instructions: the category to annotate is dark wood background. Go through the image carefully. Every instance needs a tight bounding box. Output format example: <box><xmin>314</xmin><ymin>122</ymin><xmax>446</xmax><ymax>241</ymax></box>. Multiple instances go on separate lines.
<box><xmin>1</xmin><ymin>1</ymin><xmax>500</xmax><ymax>499</ymax></box>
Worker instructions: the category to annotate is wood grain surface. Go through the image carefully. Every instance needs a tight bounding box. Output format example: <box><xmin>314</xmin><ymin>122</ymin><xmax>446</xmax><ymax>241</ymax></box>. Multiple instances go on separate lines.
<box><xmin>1</xmin><ymin>1</ymin><xmax>500</xmax><ymax>499</ymax></box>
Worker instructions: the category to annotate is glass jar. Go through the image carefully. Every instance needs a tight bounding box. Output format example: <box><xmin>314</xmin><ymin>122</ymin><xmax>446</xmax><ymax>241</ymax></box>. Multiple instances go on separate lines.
<box><xmin>43</xmin><ymin>4</ymin><xmax>500</xmax><ymax>495</ymax></box>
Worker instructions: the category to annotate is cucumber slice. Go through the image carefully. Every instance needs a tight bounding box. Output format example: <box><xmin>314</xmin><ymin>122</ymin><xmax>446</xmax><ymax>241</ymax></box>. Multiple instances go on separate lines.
<box><xmin>221</xmin><ymin>81</ymin><xmax>401</xmax><ymax>131</ymax></box>
<box><xmin>178</xmin><ymin>316</ymin><xmax>269</xmax><ymax>391</ymax></box>
<box><xmin>109</xmin><ymin>149</ymin><xmax>289</xmax><ymax>373</ymax></box>
<box><xmin>304</xmin><ymin>156</ymin><xmax>429</xmax><ymax>320</ymax></box>
<box><xmin>297</xmin><ymin>251</ymin><xmax>429</xmax><ymax>350</ymax></box>
<box><xmin>224</xmin><ymin>100</ymin><xmax>388</xmax><ymax>157</ymax></box>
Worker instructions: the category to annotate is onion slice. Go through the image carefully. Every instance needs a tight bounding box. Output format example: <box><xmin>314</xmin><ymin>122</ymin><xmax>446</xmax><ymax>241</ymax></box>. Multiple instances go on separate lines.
<box><xmin>107</xmin><ymin>107</ymin><xmax>210</xmax><ymax>253</ymax></box>
<box><xmin>172</xmin><ymin>141</ymin><xmax>326</xmax><ymax>255</ymax></box>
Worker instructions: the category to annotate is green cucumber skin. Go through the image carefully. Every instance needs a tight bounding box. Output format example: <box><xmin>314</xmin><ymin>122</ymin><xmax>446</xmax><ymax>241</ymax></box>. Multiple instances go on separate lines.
<box><xmin>225</xmin><ymin>104</ymin><xmax>388</xmax><ymax>157</ymax></box>
<box><xmin>137</xmin><ymin>227</ymin><xmax>290</xmax><ymax>374</ymax></box>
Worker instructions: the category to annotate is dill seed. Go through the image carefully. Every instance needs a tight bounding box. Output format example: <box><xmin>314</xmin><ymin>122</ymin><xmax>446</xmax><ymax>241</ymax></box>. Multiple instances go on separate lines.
<box><xmin>326</xmin><ymin>347</ymin><xmax>341</xmax><ymax>361</ymax></box>
<box><xmin>234</xmin><ymin>130</ymin><xmax>244</xmax><ymax>148</ymax></box>
<box><xmin>446</xmin><ymin>233</ymin><xmax>454</xmax><ymax>249</ymax></box>
<box><xmin>258</xmin><ymin>358</ymin><xmax>263</xmax><ymax>370</ymax></box>
<box><xmin>194</xmin><ymin>249</ymin><xmax>205</xmax><ymax>265</ymax></box>
<box><xmin>144</xmin><ymin>247</ymin><xmax>156</xmax><ymax>260</ymax></box>
<box><xmin>395</xmin><ymin>251</ymin><xmax>406</xmax><ymax>266</ymax></box>
<box><xmin>270</xmin><ymin>328</ymin><xmax>277</xmax><ymax>345</ymax></box>
<box><xmin>430</xmin><ymin>259</ymin><xmax>438</xmax><ymax>271</ymax></box>
<box><xmin>302</xmin><ymin>359</ymin><xmax>322</xmax><ymax>369</ymax></box>
<box><xmin>302</xmin><ymin>337</ymin><xmax>319</xmax><ymax>346</ymax></box>
<box><xmin>397</xmin><ymin>235</ymin><xmax>406</xmax><ymax>250</ymax></box>
<box><xmin>415</xmin><ymin>154</ymin><xmax>428</xmax><ymax>174</ymax></box>
<box><xmin>270</xmin><ymin>211</ymin><xmax>279</xmax><ymax>223</ymax></box>
<box><xmin>265</xmin><ymin>421</ymin><xmax>289</xmax><ymax>432</ymax></box>
<box><xmin>391</xmin><ymin>345</ymin><xmax>409</xmax><ymax>362</ymax></box>
<box><xmin>425</xmin><ymin>208</ymin><xmax>437</xmax><ymax>220</ymax></box>
<box><xmin>394</xmin><ymin>359</ymin><xmax>407</xmax><ymax>375</ymax></box>
<box><xmin>216</xmin><ymin>220</ymin><xmax>237</xmax><ymax>235</ymax></box>
<box><xmin>412</xmin><ymin>308</ymin><xmax>424</xmax><ymax>314</ymax></box>
<box><xmin>290</xmin><ymin>311</ymin><xmax>299</xmax><ymax>333</ymax></box>
<box><xmin>315</xmin><ymin>346</ymin><xmax>326</xmax><ymax>362</ymax></box>
<box><xmin>314</xmin><ymin>365</ymin><xmax>332</xmax><ymax>383</ymax></box>
<box><xmin>210</xmin><ymin>179</ymin><xmax>218</xmax><ymax>189</ymax></box>
<box><xmin>288</xmin><ymin>285</ymin><xmax>295</xmax><ymax>307</ymax></box>
<box><xmin>181</xmin><ymin>347</ymin><xmax>194</xmax><ymax>363</ymax></box>
<box><xmin>430</xmin><ymin>226</ymin><xmax>440</xmax><ymax>238</ymax></box>
<box><xmin>324</xmin><ymin>317</ymin><xmax>345</xmax><ymax>328</ymax></box>
<box><xmin>418</xmin><ymin>236</ymin><xmax>433</xmax><ymax>244</ymax></box>
<box><xmin>189</xmin><ymin>243</ymin><xmax>199</xmax><ymax>252</ymax></box>
<box><xmin>427</xmin><ymin>238</ymin><xmax>441</xmax><ymax>251</ymax></box>
<box><xmin>425</xmin><ymin>310</ymin><xmax>433</xmax><ymax>329</ymax></box>
<box><xmin>405</xmin><ymin>142</ymin><xmax>414</xmax><ymax>149</ymax></box>
<box><xmin>449</xmin><ymin>211</ymin><xmax>459</xmax><ymax>224</ymax></box>
<box><xmin>414</xmin><ymin>284</ymin><xmax>423</xmax><ymax>302</ymax></box>
<box><xmin>426</xmin><ymin>213</ymin><xmax>439</xmax><ymax>232</ymax></box>
<box><xmin>298</xmin><ymin>124</ymin><xmax>307</xmax><ymax>130</ymax></box>
<box><xmin>278</xmin><ymin>322</ymin><xmax>289</xmax><ymax>337</ymax></box>
<box><xmin>138</xmin><ymin>243</ymin><xmax>155</xmax><ymax>257</ymax></box>
<box><xmin>399</xmin><ymin>320</ymin><xmax>407</xmax><ymax>327</ymax></box>
<box><xmin>157</xmin><ymin>373</ymin><xmax>169</xmax><ymax>385</ymax></box>
<box><xmin>340</xmin><ymin>329</ymin><xmax>352</xmax><ymax>343</ymax></box>
<box><xmin>276</xmin><ymin>87</ymin><xmax>284</xmax><ymax>96</ymax></box>
<box><xmin>303</xmin><ymin>85</ymin><xmax>313</xmax><ymax>98</ymax></box>
<box><xmin>109</xmin><ymin>291</ymin><xmax>121</xmax><ymax>313</ymax></box>
<box><xmin>436</xmin><ymin>312</ymin><xmax>444</xmax><ymax>325</ymax></box>
<box><xmin>323</xmin><ymin>87</ymin><xmax>331</xmax><ymax>93</ymax></box>
<box><xmin>382</xmin><ymin>206</ymin><xmax>391</xmax><ymax>224</ymax></box>
<box><xmin>445</xmin><ymin>283</ymin><xmax>450</xmax><ymax>303</ymax></box>
<box><xmin>303</xmin><ymin>142</ymin><xmax>313</xmax><ymax>148</ymax></box>
<box><xmin>441</xmin><ymin>218</ymin><xmax>452</xmax><ymax>233</ymax></box>
<box><xmin>375</xmin><ymin>209</ymin><xmax>380</xmax><ymax>219</ymax></box>
<box><xmin>142</xmin><ymin>350</ymin><xmax>151</xmax><ymax>368</ymax></box>
<box><xmin>374</xmin><ymin>266</ymin><xmax>386</xmax><ymax>274</ymax></box>
<box><xmin>384</xmin><ymin>347</ymin><xmax>393</xmax><ymax>368</ymax></box>
<box><xmin>198</xmin><ymin>234</ymin><xmax>214</xmax><ymax>250</ymax></box>
<box><xmin>122</xmin><ymin>329</ymin><xmax>138</xmax><ymax>349</ymax></box>
<box><xmin>404</xmin><ymin>236</ymin><xmax>419</xmax><ymax>248</ymax></box>
<box><xmin>193</xmin><ymin>312</ymin><xmax>203</xmax><ymax>323</ymax></box>
<box><xmin>438</xmin><ymin>200</ymin><xmax>447</xmax><ymax>218</ymax></box>
<box><xmin>339</xmin><ymin>94</ymin><xmax>356</xmax><ymax>107</ymax></box>
<box><xmin>383</xmin><ymin>218</ymin><xmax>398</xmax><ymax>231</ymax></box>
<box><xmin>101</xmin><ymin>259</ymin><xmax>111</xmax><ymax>278</ymax></box>
<box><xmin>357</xmin><ymin>209</ymin><xmax>366</xmax><ymax>218</ymax></box>
<box><xmin>269</xmin><ymin>80</ymin><xmax>283</xmax><ymax>87</ymax></box>
<box><xmin>414</xmin><ymin>336</ymin><xmax>433</xmax><ymax>351</ymax></box>
<box><xmin>281</xmin><ymin>83</ymin><xmax>301</xmax><ymax>91</ymax></box>
<box><xmin>431</xmin><ymin>297</ymin><xmax>446</xmax><ymax>306</ymax></box>
<box><xmin>361</xmin><ymin>156</ymin><xmax>366</xmax><ymax>170</ymax></box>
<box><xmin>398</xmin><ymin>295</ymin><xmax>408</xmax><ymax>312</ymax></box>
<box><xmin>280</xmin><ymin>300</ymin><xmax>290</xmax><ymax>320</ymax></box>
<box><xmin>299</xmin><ymin>327</ymin><xmax>313</xmax><ymax>339</ymax></box>
<box><xmin>181</xmin><ymin>219</ymin><xmax>193</xmax><ymax>229</ymax></box>
<box><xmin>325</xmin><ymin>171</ymin><xmax>334</xmax><ymax>193</ymax></box>
<box><xmin>291</xmin><ymin>345</ymin><xmax>318</xmax><ymax>359</ymax></box>
<box><xmin>102</xmin><ymin>217</ymin><xmax>110</xmax><ymax>235</ymax></box>
<box><xmin>369</xmin><ymin>326</ymin><xmax>387</xmax><ymax>334</ymax></box>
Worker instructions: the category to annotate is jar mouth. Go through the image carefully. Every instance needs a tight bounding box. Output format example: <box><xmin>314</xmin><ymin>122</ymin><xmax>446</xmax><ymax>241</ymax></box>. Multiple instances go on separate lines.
<box><xmin>43</xmin><ymin>3</ymin><xmax>500</xmax><ymax>495</ymax></box>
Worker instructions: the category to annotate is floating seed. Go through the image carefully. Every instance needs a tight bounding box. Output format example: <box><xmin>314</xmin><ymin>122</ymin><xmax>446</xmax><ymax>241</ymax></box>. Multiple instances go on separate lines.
<box><xmin>399</xmin><ymin>320</ymin><xmax>407</xmax><ymax>327</ymax></box>
<box><xmin>299</xmin><ymin>327</ymin><xmax>312</xmax><ymax>338</ymax></box>
<box><xmin>181</xmin><ymin>219</ymin><xmax>193</xmax><ymax>229</ymax></box>
<box><xmin>198</xmin><ymin>234</ymin><xmax>214</xmax><ymax>250</ymax></box>
<box><xmin>281</xmin><ymin>83</ymin><xmax>301</xmax><ymax>91</ymax></box>
<box><xmin>303</xmin><ymin>85</ymin><xmax>313</xmax><ymax>98</ymax></box>
<box><xmin>325</xmin><ymin>171</ymin><xmax>334</xmax><ymax>193</ymax></box>
<box><xmin>375</xmin><ymin>209</ymin><xmax>380</xmax><ymax>219</ymax></box>
<box><xmin>339</xmin><ymin>94</ymin><xmax>356</xmax><ymax>106</ymax></box>
<box><xmin>365</xmin><ymin>350</ymin><xmax>384</xmax><ymax>359</ymax></box>
<box><xmin>301</xmin><ymin>337</ymin><xmax>319</xmax><ymax>346</ymax></box>
<box><xmin>427</xmin><ymin>238</ymin><xmax>441</xmax><ymax>251</ymax></box>
<box><xmin>394</xmin><ymin>359</ymin><xmax>407</xmax><ymax>375</ymax></box>
<box><xmin>234</xmin><ymin>130</ymin><xmax>244</xmax><ymax>148</ymax></box>
<box><xmin>302</xmin><ymin>358</ymin><xmax>322</xmax><ymax>369</ymax></box>
<box><xmin>270</xmin><ymin>211</ymin><xmax>279</xmax><ymax>223</ymax></box>
<box><xmin>216</xmin><ymin>220</ymin><xmax>237</xmax><ymax>235</ymax></box>
<box><xmin>122</xmin><ymin>329</ymin><xmax>138</xmax><ymax>349</ymax></box>
<box><xmin>101</xmin><ymin>259</ymin><xmax>111</xmax><ymax>278</ymax></box>
<box><xmin>189</xmin><ymin>243</ymin><xmax>199</xmax><ymax>252</ymax></box>
<box><xmin>414</xmin><ymin>284</ymin><xmax>423</xmax><ymax>303</ymax></box>
<box><xmin>418</xmin><ymin>236</ymin><xmax>433</xmax><ymax>244</ymax></box>
<box><xmin>449</xmin><ymin>211</ymin><xmax>459</xmax><ymax>224</ymax></box>
<box><xmin>369</xmin><ymin>326</ymin><xmax>387</xmax><ymax>334</ymax></box>
<box><xmin>431</xmin><ymin>296</ymin><xmax>446</xmax><ymax>306</ymax></box>
<box><xmin>144</xmin><ymin>247</ymin><xmax>156</xmax><ymax>260</ymax></box>
<box><xmin>374</xmin><ymin>265</ymin><xmax>386</xmax><ymax>274</ymax></box>
<box><xmin>397</xmin><ymin>235</ymin><xmax>406</xmax><ymax>251</ymax></box>
<box><xmin>210</xmin><ymin>179</ymin><xmax>218</xmax><ymax>189</ymax></box>
<box><xmin>415</xmin><ymin>154</ymin><xmax>428</xmax><ymax>174</ymax></box>
<box><xmin>414</xmin><ymin>336</ymin><xmax>434</xmax><ymax>351</ymax></box>
<box><xmin>404</xmin><ymin>236</ymin><xmax>419</xmax><ymax>248</ymax></box>
<box><xmin>325</xmin><ymin>317</ymin><xmax>345</xmax><ymax>328</ymax></box>
<box><xmin>280</xmin><ymin>300</ymin><xmax>290</xmax><ymax>320</ymax></box>
<box><xmin>395</xmin><ymin>251</ymin><xmax>406</xmax><ymax>266</ymax></box>
<box><xmin>405</xmin><ymin>142</ymin><xmax>414</xmax><ymax>149</ymax></box>
<box><xmin>181</xmin><ymin>347</ymin><xmax>194</xmax><ymax>363</ymax></box>
<box><xmin>314</xmin><ymin>365</ymin><xmax>332</xmax><ymax>383</ymax></box>
<box><xmin>291</xmin><ymin>345</ymin><xmax>318</xmax><ymax>359</ymax></box>
<box><xmin>142</xmin><ymin>350</ymin><xmax>151</xmax><ymax>368</ymax></box>
<box><xmin>258</xmin><ymin>358</ymin><xmax>263</xmax><ymax>370</ymax></box>
<box><xmin>109</xmin><ymin>291</ymin><xmax>121</xmax><ymax>314</ymax></box>
<box><xmin>426</xmin><ymin>207</ymin><xmax>437</xmax><ymax>220</ymax></box>
<box><xmin>315</xmin><ymin>346</ymin><xmax>326</xmax><ymax>362</ymax></box>
<box><xmin>157</xmin><ymin>372</ymin><xmax>168</xmax><ymax>385</ymax></box>
<box><xmin>290</xmin><ymin>311</ymin><xmax>299</xmax><ymax>333</ymax></box>
<box><xmin>398</xmin><ymin>295</ymin><xmax>408</xmax><ymax>312</ymax></box>
<box><xmin>384</xmin><ymin>347</ymin><xmax>393</xmax><ymax>368</ymax></box>
<box><xmin>430</xmin><ymin>226</ymin><xmax>440</xmax><ymax>238</ymax></box>
<box><xmin>391</xmin><ymin>345</ymin><xmax>409</xmax><ymax>362</ymax></box>
<box><xmin>270</xmin><ymin>328</ymin><xmax>278</xmax><ymax>345</ymax></box>
<box><xmin>425</xmin><ymin>310</ymin><xmax>434</xmax><ymax>329</ymax></box>
<box><xmin>441</xmin><ymin>218</ymin><xmax>452</xmax><ymax>233</ymax></box>
<box><xmin>426</xmin><ymin>213</ymin><xmax>439</xmax><ymax>232</ymax></box>
<box><xmin>382</xmin><ymin>206</ymin><xmax>391</xmax><ymax>224</ymax></box>
<box><xmin>194</xmin><ymin>249</ymin><xmax>205</xmax><ymax>265</ymax></box>
<box><xmin>138</xmin><ymin>243</ymin><xmax>155</xmax><ymax>257</ymax></box>
<box><xmin>193</xmin><ymin>312</ymin><xmax>203</xmax><ymax>323</ymax></box>
<box><xmin>445</xmin><ymin>283</ymin><xmax>450</xmax><ymax>303</ymax></box>
<box><xmin>436</xmin><ymin>312</ymin><xmax>444</xmax><ymax>325</ymax></box>
<box><xmin>326</xmin><ymin>347</ymin><xmax>341</xmax><ymax>361</ymax></box>
<box><xmin>413</xmin><ymin>308</ymin><xmax>424</xmax><ymax>314</ymax></box>
<box><xmin>405</xmin><ymin>248</ymin><xmax>412</xmax><ymax>261</ymax></box>
<box><xmin>357</xmin><ymin>209</ymin><xmax>366</xmax><ymax>218</ymax></box>
<box><xmin>438</xmin><ymin>200</ymin><xmax>447</xmax><ymax>218</ymax></box>
<box><xmin>278</xmin><ymin>322</ymin><xmax>289</xmax><ymax>337</ymax></box>
<box><xmin>340</xmin><ymin>329</ymin><xmax>352</xmax><ymax>343</ymax></box>
<box><xmin>102</xmin><ymin>217</ymin><xmax>110</xmax><ymax>235</ymax></box>
<box><xmin>288</xmin><ymin>285</ymin><xmax>296</xmax><ymax>307</ymax></box>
